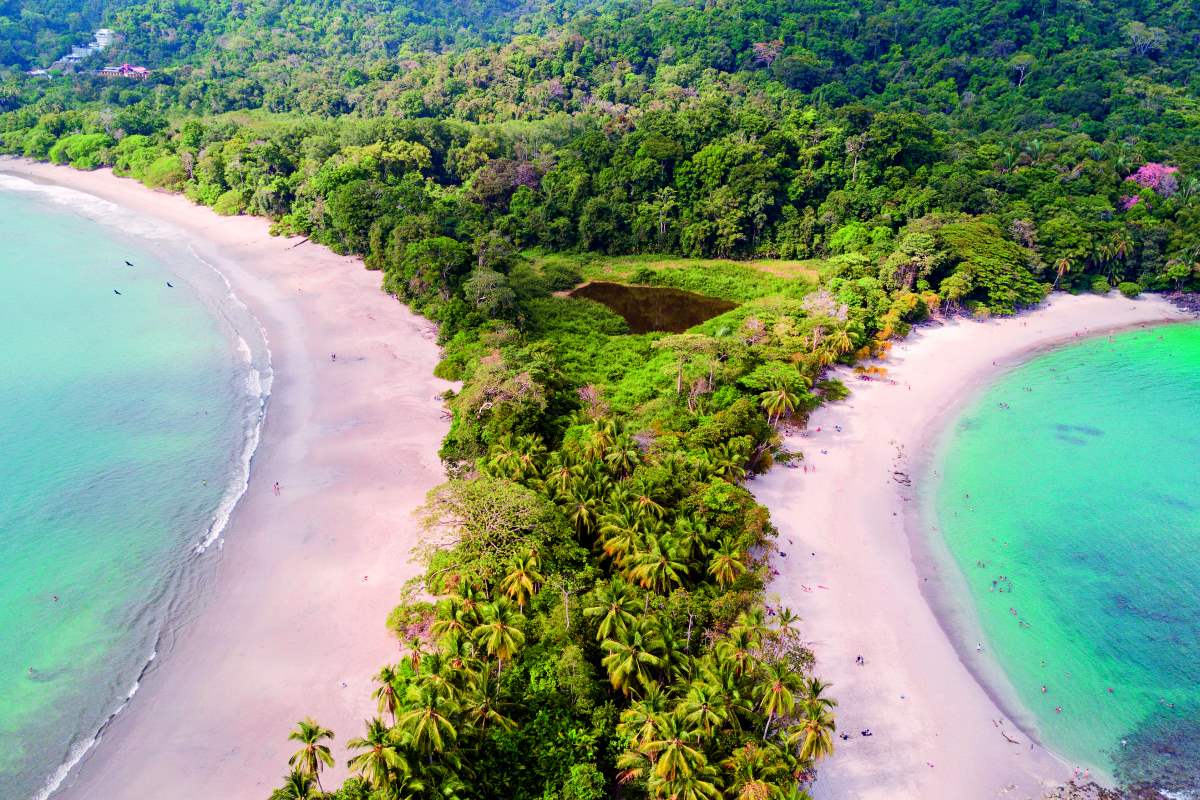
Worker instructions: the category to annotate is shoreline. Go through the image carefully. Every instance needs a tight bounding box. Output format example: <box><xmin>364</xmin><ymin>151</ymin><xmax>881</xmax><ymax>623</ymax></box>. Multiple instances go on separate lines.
<box><xmin>752</xmin><ymin>293</ymin><xmax>1193</xmax><ymax>799</ymax></box>
<box><xmin>0</xmin><ymin>158</ymin><xmax>451</xmax><ymax>799</ymax></box>
<box><xmin>901</xmin><ymin>312</ymin><xmax>1198</xmax><ymax>790</ymax></box>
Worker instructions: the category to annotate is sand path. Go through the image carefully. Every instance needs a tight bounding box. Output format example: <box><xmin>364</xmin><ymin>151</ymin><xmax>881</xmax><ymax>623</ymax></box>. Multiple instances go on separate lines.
<box><xmin>1</xmin><ymin>160</ymin><xmax>450</xmax><ymax>800</ymax></box>
<box><xmin>752</xmin><ymin>294</ymin><xmax>1191</xmax><ymax>800</ymax></box>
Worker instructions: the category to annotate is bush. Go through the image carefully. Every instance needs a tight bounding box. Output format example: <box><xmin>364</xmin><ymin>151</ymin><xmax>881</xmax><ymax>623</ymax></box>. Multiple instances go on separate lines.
<box><xmin>542</xmin><ymin>260</ymin><xmax>584</xmax><ymax>291</ymax></box>
<box><xmin>47</xmin><ymin>133</ymin><xmax>112</xmax><ymax>170</ymax></box>
<box><xmin>212</xmin><ymin>189</ymin><xmax>245</xmax><ymax>216</ymax></box>
<box><xmin>1117</xmin><ymin>281</ymin><xmax>1142</xmax><ymax>298</ymax></box>
<box><xmin>142</xmin><ymin>154</ymin><xmax>187</xmax><ymax>190</ymax></box>
<box><xmin>559</xmin><ymin>763</ymin><xmax>605</xmax><ymax>800</ymax></box>
<box><xmin>1091</xmin><ymin>276</ymin><xmax>1111</xmax><ymax>294</ymax></box>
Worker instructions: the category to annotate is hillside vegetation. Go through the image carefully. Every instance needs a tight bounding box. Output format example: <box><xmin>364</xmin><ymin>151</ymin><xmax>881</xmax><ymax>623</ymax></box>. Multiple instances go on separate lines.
<box><xmin>1</xmin><ymin>2</ymin><xmax>1197</xmax><ymax>799</ymax></box>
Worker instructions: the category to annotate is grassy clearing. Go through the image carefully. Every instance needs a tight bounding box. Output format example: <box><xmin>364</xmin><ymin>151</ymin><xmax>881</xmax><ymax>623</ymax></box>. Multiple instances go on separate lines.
<box><xmin>527</xmin><ymin>251</ymin><xmax>821</xmax><ymax>303</ymax></box>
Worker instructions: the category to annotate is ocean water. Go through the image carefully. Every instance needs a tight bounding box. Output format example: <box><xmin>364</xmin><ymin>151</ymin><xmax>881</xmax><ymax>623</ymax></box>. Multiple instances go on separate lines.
<box><xmin>930</xmin><ymin>324</ymin><xmax>1200</xmax><ymax>794</ymax></box>
<box><xmin>0</xmin><ymin>175</ymin><xmax>270</xmax><ymax>799</ymax></box>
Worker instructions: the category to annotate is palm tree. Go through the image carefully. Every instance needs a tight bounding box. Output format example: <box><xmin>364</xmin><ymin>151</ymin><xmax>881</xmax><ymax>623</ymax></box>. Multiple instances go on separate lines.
<box><xmin>415</xmin><ymin>651</ymin><xmax>455</xmax><ymax>697</ymax></box>
<box><xmin>454</xmin><ymin>583</ymin><xmax>487</xmax><ymax>624</ymax></box>
<box><xmin>499</xmin><ymin>552</ymin><xmax>543</xmax><ymax>611</ymax></box>
<box><xmin>617</xmin><ymin>681</ymin><xmax>669</xmax><ymax>746</ymax></box>
<box><xmin>757</xmin><ymin>661</ymin><xmax>802</xmax><ymax>739</ymax></box>
<box><xmin>270</xmin><ymin>769</ymin><xmax>319</xmax><ymax>800</ymax></box>
<box><xmin>397</xmin><ymin>686</ymin><xmax>459</xmax><ymax>758</ymax></box>
<box><xmin>774</xmin><ymin>607</ymin><xmax>801</xmax><ymax>636</ymax></box>
<box><xmin>705</xmin><ymin>537</ymin><xmax>744</xmax><ymax>587</ymax></box>
<box><xmin>759</xmin><ymin>381</ymin><xmax>798</xmax><ymax>426</ymax></box>
<box><xmin>346</xmin><ymin>717</ymin><xmax>407</xmax><ymax>792</ymax></box>
<box><xmin>599</xmin><ymin>509</ymin><xmax>643</xmax><ymax>567</ymax></box>
<box><xmin>802</xmin><ymin>677</ymin><xmax>838</xmax><ymax>712</ymax></box>
<box><xmin>440</xmin><ymin>630</ymin><xmax>479</xmax><ymax>675</ymax></box>
<box><xmin>615</xmin><ymin>747</ymin><xmax>654</xmax><ymax>786</ymax></box>
<box><xmin>788</xmin><ymin>701</ymin><xmax>837</xmax><ymax>762</ymax></box>
<box><xmin>1053</xmin><ymin>256</ymin><xmax>1073</xmax><ymax>289</ymax></box>
<box><xmin>601</xmin><ymin>619</ymin><xmax>665</xmax><ymax>696</ymax></box>
<box><xmin>541</xmin><ymin>454</ymin><xmax>577</xmax><ymax>498</ymax></box>
<box><xmin>731</xmin><ymin>608</ymin><xmax>769</xmax><ymax>645</ymax></box>
<box><xmin>631</xmin><ymin>485</ymin><xmax>667</xmax><ymax>521</ymax></box>
<box><xmin>672</xmin><ymin>517</ymin><xmax>711</xmax><ymax>562</ymax></box>
<box><xmin>286</xmin><ymin>717</ymin><xmax>334</xmax><ymax>793</ymax></box>
<box><xmin>679</xmin><ymin>682</ymin><xmax>728</xmax><ymax>735</ymax></box>
<box><xmin>645</xmin><ymin>712</ymin><xmax>705</xmax><ymax>782</ymax></box>
<box><xmin>431</xmin><ymin>597</ymin><xmax>469</xmax><ymax>642</ymax></box>
<box><xmin>372</xmin><ymin>665</ymin><xmax>402</xmax><ymax>726</ymax></box>
<box><xmin>486</xmin><ymin>434</ymin><xmax>545</xmax><ymax>482</ymax></box>
<box><xmin>721</xmin><ymin>742</ymin><xmax>791</xmax><ymax>800</ymax></box>
<box><xmin>605</xmin><ymin>434</ymin><xmax>642</xmax><ymax>477</ymax></box>
<box><xmin>627</xmin><ymin>534</ymin><xmax>687</xmax><ymax>593</ymax></box>
<box><xmin>828</xmin><ymin>327</ymin><xmax>854</xmax><ymax>356</ymax></box>
<box><xmin>464</xmin><ymin>669</ymin><xmax>516</xmax><ymax>732</ymax></box>
<box><xmin>564</xmin><ymin>487</ymin><xmax>601</xmax><ymax>536</ymax></box>
<box><xmin>647</xmin><ymin>765</ymin><xmax>721</xmax><ymax>800</ymax></box>
<box><xmin>707</xmin><ymin>440</ymin><xmax>748</xmax><ymax>481</ymax></box>
<box><xmin>583</xmin><ymin>579</ymin><xmax>639</xmax><ymax>641</ymax></box>
<box><xmin>716</xmin><ymin>629</ymin><xmax>759</xmax><ymax>679</ymax></box>
<box><xmin>697</xmin><ymin>656</ymin><xmax>752</xmax><ymax>731</ymax></box>
<box><xmin>473</xmin><ymin>598</ymin><xmax>526</xmax><ymax>673</ymax></box>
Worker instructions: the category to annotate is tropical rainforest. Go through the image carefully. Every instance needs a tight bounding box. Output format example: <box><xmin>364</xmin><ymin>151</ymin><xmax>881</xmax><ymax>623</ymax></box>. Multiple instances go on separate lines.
<box><xmin>1</xmin><ymin>1</ymin><xmax>1198</xmax><ymax>798</ymax></box>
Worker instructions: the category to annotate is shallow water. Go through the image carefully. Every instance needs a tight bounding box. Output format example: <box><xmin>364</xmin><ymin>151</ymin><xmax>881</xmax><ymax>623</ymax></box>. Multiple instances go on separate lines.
<box><xmin>931</xmin><ymin>324</ymin><xmax>1200</xmax><ymax>793</ymax></box>
<box><xmin>0</xmin><ymin>177</ymin><xmax>268</xmax><ymax>799</ymax></box>
<box><xmin>568</xmin><ymin>281</ymin><xmax>736</xmax><ymax>333</ymax></box>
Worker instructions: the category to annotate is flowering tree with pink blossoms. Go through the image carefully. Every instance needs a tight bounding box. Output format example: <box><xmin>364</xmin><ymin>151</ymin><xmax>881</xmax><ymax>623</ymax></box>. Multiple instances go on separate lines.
<box><xmin>1126</xmin><ymin>163</ymin><xmax>1179</xmax><ymax>197</ymax></box>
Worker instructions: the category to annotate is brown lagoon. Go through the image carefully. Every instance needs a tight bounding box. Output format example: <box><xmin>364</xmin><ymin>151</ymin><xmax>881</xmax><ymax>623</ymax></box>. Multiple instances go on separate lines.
<box><xmin>568</xmin><ymin>281</ymin><xmax>736</xmax><ymax>334</ymax></box>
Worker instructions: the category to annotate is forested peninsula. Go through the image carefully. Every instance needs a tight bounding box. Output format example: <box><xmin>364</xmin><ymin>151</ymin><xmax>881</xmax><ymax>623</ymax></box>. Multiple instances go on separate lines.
<box><xmin>2</xmin><ymin>1</ymin><xmax>1198</xmax><ymax>798</ymax></box>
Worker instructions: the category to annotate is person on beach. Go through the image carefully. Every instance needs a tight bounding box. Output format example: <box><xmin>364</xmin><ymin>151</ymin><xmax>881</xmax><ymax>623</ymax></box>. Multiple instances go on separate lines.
<box><xmin>331</xmin><ymin>353</ymin><xmax>337</xmax><ymax>362</ymax></box>
<box><xmin>273</xmin><ymin>481</ymin><xmax>281</xmax><ymax>496</ymax></box>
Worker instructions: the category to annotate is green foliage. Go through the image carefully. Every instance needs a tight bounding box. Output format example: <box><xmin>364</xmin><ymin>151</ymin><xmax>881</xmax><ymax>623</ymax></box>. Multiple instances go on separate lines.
<box><xmin>47</xmin><ymin>132</ymin><xmax>110</xmax><ymax>169</ymax></box>
<box><xmin>558</xmin><ymin>763</ymin><xmax>605</xmax><ymax>800</ymax></box>
<box><xmin>212</xmin><ymin>189</ymin><xmax>244</xmax><ymax>216</ymax></box>
<box><xmin>1118</xmin><ymin>281</ymin><xmax>1142</xmax><ymax>298</ymax></box>
<box><xmin>6</xmin><ymin>3</ymin><xmax>1200</xmax><ymax>800</ymax></box>
<box><xmin>936</xmin><ymin>219</ymin><xmax>1047</xmax><ymax>313</ymax></box>
<box><xmin>141</xmin><ymin>154</ymin><xmax>186</xmax><ymax>190</ymax></box>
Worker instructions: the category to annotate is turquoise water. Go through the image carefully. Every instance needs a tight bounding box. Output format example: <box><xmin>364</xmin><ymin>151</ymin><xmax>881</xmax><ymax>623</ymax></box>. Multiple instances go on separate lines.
<box><xmin>931</xmin><ymin>324</ymin><xmax>1200</xmax><ymax>793</ymax></box>
<box><xmin>0</xmin><ymin>177</ymin><xmax>269</xmax><ymax>799</ymax></box>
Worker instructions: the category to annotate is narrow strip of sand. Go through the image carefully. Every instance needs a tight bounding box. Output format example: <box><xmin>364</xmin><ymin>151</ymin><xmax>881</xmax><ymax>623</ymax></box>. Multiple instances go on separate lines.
<box><xmin>752</xmin><ymin>294</ymin><xmax>1192</xmax><ymax>800</ymax></box>
<box><xmin>0</xmin><ymin>159</ymin><xmax>450</xmax><ymax>799</ymax></box>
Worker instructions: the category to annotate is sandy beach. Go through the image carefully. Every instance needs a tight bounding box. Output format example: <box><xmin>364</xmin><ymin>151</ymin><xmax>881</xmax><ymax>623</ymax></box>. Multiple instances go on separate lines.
<box><xmin>753</xmin><ymin>293</ymin><xmax>1192</xmax><ymax>799</ymax></box>
<box><xmin>0</xmin><ymin>159</ymin><xmax>450</xmax><ymax>799</ymax></box>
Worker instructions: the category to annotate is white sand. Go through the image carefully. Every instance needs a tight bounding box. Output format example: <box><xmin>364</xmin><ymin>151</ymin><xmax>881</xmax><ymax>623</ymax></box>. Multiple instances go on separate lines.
<box><xmin>0</xmin><ymin>159</ymin><xmax>450</xmax><ymax>799</ymax></box>
<box><xmin>752</xmin><ymin>293</ymin><xmax>1192</xmax><ymax>799</ymax></box>
<box><xmin>4</xmin><ymin>160</ymin><xmax>1191</xmax><ymax>800</ymax></box>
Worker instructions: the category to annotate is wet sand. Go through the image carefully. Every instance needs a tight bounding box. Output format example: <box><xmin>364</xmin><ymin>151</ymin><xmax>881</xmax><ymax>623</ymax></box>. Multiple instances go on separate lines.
<box><xmin>752</xmin><ymin>294</ymin><xmax>1190</xmax><ymax>800</ymax></box>
<box><xmin>0</xmin><ymin>159</ymin><xmax>450</xmax><ymax>799</ymax></box>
